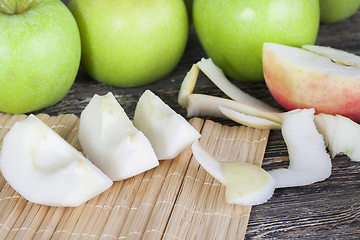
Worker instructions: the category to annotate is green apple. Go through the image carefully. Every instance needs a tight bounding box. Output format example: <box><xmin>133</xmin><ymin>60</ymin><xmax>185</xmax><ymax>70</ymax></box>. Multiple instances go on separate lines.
<box><xmin>193</xmin><ymin>0</ymin><xmax>320</xmax><ymax>82</ymax></box>
<box><xmin>68</xmin><ymin>0</ymin><xmax>188</xmax><ymax>87</ymax></box>
<box><xmin>320</xmin><ymin>0</ymin><xmax>360</xmax><ymax>24</ymax></box>
<box><xmin>0</xmin><ymin>0</ymin><xmax>81</xmax><ymax>114</ymax></box>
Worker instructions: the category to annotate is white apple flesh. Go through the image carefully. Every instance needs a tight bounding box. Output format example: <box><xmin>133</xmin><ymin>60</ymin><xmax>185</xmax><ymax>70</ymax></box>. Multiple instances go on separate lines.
<box><xmin>134</xmin><ymin>90</ymin><xmax>201</xmax><ymax>160</ymax></box>
<box><xmin>191</xmin><ymin>140</ymin><xmax>226</xmax><ymax>184</ymax></box>
<box><xmin>191</xmin><ymin>140</ymin><xmax>275</xmax><ymax>206</ymax></box>
<box><xmin>186</xmin><ymin>94</ymin><xmax>283</xmax><ymax>124</ymax></box>
<box><xmin>222</xmin><ymin>161</ymin><xmax>275</xmax><ymax>206</ymax></box>
<box><xmin>263</xmin><ymin>42</ymin><xmax>360</xmax><ymax>122</ymax></box>
<box><xmin>178</xmin><ymin>64</ymin><xmax>199</xmax><ymax>108</ymax></box>
<box><xmin>219</xmin><ymin>106</ymin><xmax>281</xmax><ymax>130</ymax></box>
<box><xmin>0</xmin><ymin>114</ymin><xmax>113</xmax><ymax>207</ymax></box>
<box><xmin>178</xmin><ymin>58</ymin><xmax>283</xmax><ymax>126</ymax></box>
<box><xmin>195</xmin><ymin>58</ymin><xmax>281</xmax><ymax>113</ymax></box>
<box><xmin>78</xmin><ymin>92</ymin><xmax>159</xmax><ymax>181</ymax></box>
<box><xmin>314</xmin><ymin>113</ymin><xmax>360</xmax><ymax>162</ymax></box>
<box><xmin>268</xmin><ymin>109</ymin><xmax>332</xmax><ymax>188</ymax></box>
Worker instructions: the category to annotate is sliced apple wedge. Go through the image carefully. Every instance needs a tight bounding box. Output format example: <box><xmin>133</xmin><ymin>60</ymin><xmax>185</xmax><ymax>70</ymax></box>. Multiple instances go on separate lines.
<box><xmin>263</xmin><ymin>42</ymin><xmax>360</xmax><ymax>122</ymax></box>
<box><xmin>78</xmin><ymin>92</ymin><xmax>159</xmax><ymax>181</ymax></box>
<box><xmin>191</xmin><ymin>140</ymin><xmax>275</xmax><ymax>206</ymax></box>
<box><xmin>268</xmin><ymin>108</ymin><xmax>332</xmax><ymax>188</ymax></box>
<box><xmin>314</xmin><ymin>113</ymin><xmax>360</xmax><ymax>162</ymax></box>
<box><xmin>0</xmin><ymin>114</ymin><xmax>113</xmax><ymax>207</ymax></box>
<box><xmin>134</xmin><ymin>90</ymin><xmax>201</xmax><ymax>160</ymax></box>
<box><xmin>219</xmin><ymin>106</ymin><xmax>281</xmax><ymax>130</ymax></box>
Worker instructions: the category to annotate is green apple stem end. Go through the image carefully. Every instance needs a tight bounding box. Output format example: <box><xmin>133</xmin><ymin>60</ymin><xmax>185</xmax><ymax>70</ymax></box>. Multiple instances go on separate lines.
<box><xmin>0</xmin><ymin>0</ymin><xmax>37</xmax><ymax>15</ymax></box>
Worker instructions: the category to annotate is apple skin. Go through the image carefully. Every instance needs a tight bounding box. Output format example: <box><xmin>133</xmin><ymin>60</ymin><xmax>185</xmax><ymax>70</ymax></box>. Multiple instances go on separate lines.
<box><xmin>0</xmin><ymin>0</ymin><xmax>81</xmax><ymax>114</ymax></box>
<box><xmin>263</xmin><ymin>44</ymin><xmax>360</xmax><ymax>122</ymax></box>
<box><xmin>193</xmin><ymin>0</ymin><xmax>320</xmax><ymax>82</ymax></box>
<box><xmin>68</xmin><ymin>0</ymin><xmax>188</xmax><ymax>87</ymax></box>
<box><xmin>320</xmin><ymin>0</ymin><xmax>360</xmax><ymax>24</ymax></box>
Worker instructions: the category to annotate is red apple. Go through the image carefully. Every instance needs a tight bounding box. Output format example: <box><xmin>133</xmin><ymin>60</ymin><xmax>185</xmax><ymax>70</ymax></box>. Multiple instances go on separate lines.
<box><xmin>263</xmin><ymin>43</ymin><xmax>360</xmax><ymax>122</ymax></box>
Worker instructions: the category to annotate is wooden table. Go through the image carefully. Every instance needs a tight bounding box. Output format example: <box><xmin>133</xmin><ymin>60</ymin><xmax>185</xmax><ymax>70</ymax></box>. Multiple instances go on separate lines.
<box><xmin>35</xmin><ymin>3</ymin><xmax>360</xmax><ymax>239</ymax></box>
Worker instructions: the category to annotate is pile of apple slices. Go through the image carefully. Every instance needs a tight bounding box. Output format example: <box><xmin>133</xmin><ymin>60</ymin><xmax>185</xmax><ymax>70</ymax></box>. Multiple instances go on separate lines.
<box><xmin>78</xmin><ymin>92</ymin><xmax>159</xmax><ymax>181</ymax></box>
<box><xmin>0</xmin><ymin>90</ymin><xmax>200</xmax><ymax>207</ymax></box>
<box><xmin>178</xmin><ymin>58</ymin><xmax>283</xmax><ymax>130</ymax></box>
<box><xmin>180</xmin><ymin>57</ymin><xmax>360</xmax><ymax>206</ymax></box>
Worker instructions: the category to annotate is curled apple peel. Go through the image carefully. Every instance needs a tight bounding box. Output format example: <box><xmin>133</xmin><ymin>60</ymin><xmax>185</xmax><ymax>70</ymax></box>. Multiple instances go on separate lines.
<box><xmin>0</xmin><ymin>114</ymin><xmax>113</xmax><ymax>207</ymax></box>
<box><xmin>191</xmin><ymin>140</ymin><xmax>226</xmax><ymax>184</ymax></box>
<box><xmin>178</xmin><ymin>58</ymin><xmax>283</xmax><ymax>127</ymax></box>
<box><xmin>219</xmin><ymin>106</ymin><xmax>281</xmax><ymax>130</ymax></box>
<box><xmin>268</xmin><ymin>109</ymin><xmax>332</xmax><ymax>188</ymax></box>
<box><xmin>181</xmin><ymin>56</ymin><xmax>360</xmax><ymax>203</ymax></box>
<box><xmin>195</xmin><ymin>58</ymin><xmax>280</xmax><ymax>113</ymax></box>
<box><xmin>315</xmin><ymin>113</ymin><xmax>360</xmax><ymax>162</ymax></box>
<box><xmin>191</xmin><ymin>140</ymin><xmax>275</xmax><ymax>206</ymax></box>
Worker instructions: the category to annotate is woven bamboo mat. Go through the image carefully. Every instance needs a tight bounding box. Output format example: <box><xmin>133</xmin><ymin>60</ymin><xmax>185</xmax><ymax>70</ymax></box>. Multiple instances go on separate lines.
<box><xmin>0</xmin><ymin>113</ymin><xmax>270</xmax><ymax>240</ymax></box>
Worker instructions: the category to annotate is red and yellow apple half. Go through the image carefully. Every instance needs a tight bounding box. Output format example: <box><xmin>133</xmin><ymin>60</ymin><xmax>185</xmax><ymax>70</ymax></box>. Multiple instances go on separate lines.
<box><xmin>263</xmin><ymin>43</ymin><xmax>360</xmax><ymax>122</ymax></box>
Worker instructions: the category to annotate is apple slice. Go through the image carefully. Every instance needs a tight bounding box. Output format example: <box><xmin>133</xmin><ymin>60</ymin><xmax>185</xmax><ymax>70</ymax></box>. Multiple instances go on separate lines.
<box><xmin>314</xmin><ymin>113</ymin><xmax>360</xmax><ymax>162</ymax></box>
<box><xmin>134</xmin><ymin>90</ymin><xmax>201</xmax><ymax>160</ymax></box>
<box><xmin>196</xmin><ymin>58</ymin><xmax>281</xmax><ymax>113</ymax></box>
<box><xmin>178</xmin><ymin>64</ymin><xmax>199</xmax><ymax>108</ymax></box>
<box><xmin>219</xmin><ymin>106</ymin><xmax>281</xmax><ymax>130</ymax></box>
<box><xmin>268</xmin><ymin>108</ymin><xmax>332</xmax><ymax>188</ymax></box>
<box><xmin>78</xmin><ymin>92</ymin><xmax>159</xmax><ymax>181</ymax></box>
<box><xmin>191</xmin><ymin>140</ymin><xmax>226</xmax><ymax>184</ymax></box>
<box><xmin>263</xmin><ymin>42</ymin><xmax>360</xmax><ymax>122</ymax></box>
<box><xmin>0</xmin><ymin>114</ymin><xmax>113</xmax><ymax>207</ymax></box>
<box><xmin>187</xmin><ymin>93</ymin><xmax>283</xmax><ymax>124</ymax></box>
<box><xmin>178</xmin><ymin>58</ymin><xmax>283</xmax><ymax>126</ymax></box>
<box><xmin>221</xmin><ymin>161</ymin><xmax>275</xmax><ymax>205</ymax></box>
<box><xmin>313</xmin><ymin>113</ymin><xmax>335</xmax><ymax>148</ymax></box>
<box><xmin>314</xmin><ymin>113</ymin><xmax>338</xmax><ymax>157</ymax></box>
<box><xmin>330</xmin><ymin>115</ymin><xmax>360</xmax><ymax>161</ymax></box>
<box><xmin>191</xmin><ymin>140</ymin><xmax>275</xmax><ymax>206</ymax></box>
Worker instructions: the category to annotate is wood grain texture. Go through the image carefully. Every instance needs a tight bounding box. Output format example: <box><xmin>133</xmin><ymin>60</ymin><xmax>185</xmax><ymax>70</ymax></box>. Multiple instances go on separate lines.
<box><xmin>29</xmin><ymin>3</ymin><xmax>360</xmax><ymax>239</ymax></box>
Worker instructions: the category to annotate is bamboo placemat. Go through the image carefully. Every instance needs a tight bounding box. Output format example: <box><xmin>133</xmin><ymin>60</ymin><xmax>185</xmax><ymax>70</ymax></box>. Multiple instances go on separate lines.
<box><xmin>0</xmin><ymin>113</ymin><xmax>270</xmax><ymax>240</ymax></box>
